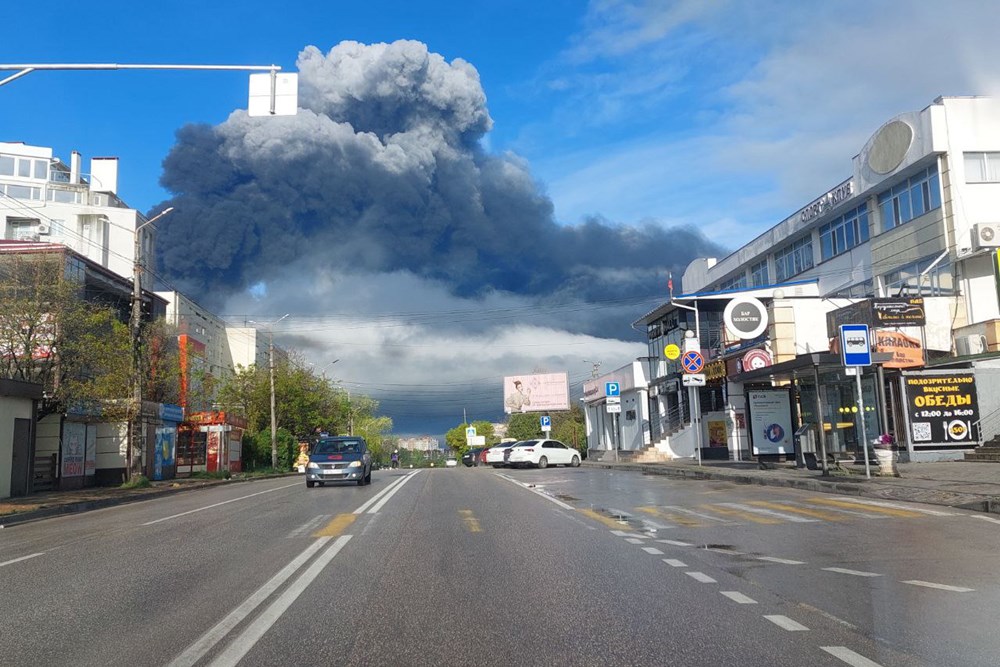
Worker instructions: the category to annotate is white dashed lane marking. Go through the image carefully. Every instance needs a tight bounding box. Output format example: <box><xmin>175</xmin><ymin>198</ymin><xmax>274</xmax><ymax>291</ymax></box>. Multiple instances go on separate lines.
<box><xmin>821</xmin><ymin>646</ymin><xmax>885</xmax><ymax>666</ymax></box>
<box><xmin>662</xmin><ymin>559</ymin><xmax>687</xmax><ymax>568</ymax></box>
<box><xmin>641</xmin><ymin>547</ymin><xmax>664</xmax><ymax>555</ymax></box>
<box><xmin>720</xmin><ymin>591</ymin><xmax>757</xmax><ymax>604</ymax></box>
<box><xmin>822</xmin><ymin>567</ymin><xmax>882</xmax><ymax>578</ymax></box>
<box><xmin>902</xmin><ymin>580</ymin><xmax>974</xmax><ymax>593</ymax></box>
<box><xmin>764</xmin><ymin>615</ymin><xmax>809</xmax><ymax>631</ymax></box>
<box><xmin>756</xmin><ymin>556</ymin><xmax>805</xmax><ymax>565</ymax></box>
<box><xmin>686</xmin><ymin>571</ymin><xmax>716</xmax><ymax>583</ymax></box>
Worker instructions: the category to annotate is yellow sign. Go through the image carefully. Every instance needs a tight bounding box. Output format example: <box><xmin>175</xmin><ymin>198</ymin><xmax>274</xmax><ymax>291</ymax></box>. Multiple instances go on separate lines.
<box><xmin>665</xmin><ymin>344</ymin><xmax>681</xmax><ymax>360</ymax></box>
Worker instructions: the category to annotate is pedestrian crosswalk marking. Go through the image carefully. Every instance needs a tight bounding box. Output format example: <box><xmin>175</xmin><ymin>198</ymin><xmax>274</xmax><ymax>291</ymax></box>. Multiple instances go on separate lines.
<box><xmin>805</xmin><ymin>497</ymin><xmax>925</xmax><ymax>518</ymax></box>
<box><xmin>747</xmin><ymin>500</ymin><xmax>846</xmax><ymax>522</ymax></box>
<box><xmin>716</xmin><ymin>503</ymin><xmax>818</xmax><ymax>523</ymax></box>
<box><xmin>636</xmin><ymin>506</ymin><xmax>708</xmax><ymax>527</ymax></box>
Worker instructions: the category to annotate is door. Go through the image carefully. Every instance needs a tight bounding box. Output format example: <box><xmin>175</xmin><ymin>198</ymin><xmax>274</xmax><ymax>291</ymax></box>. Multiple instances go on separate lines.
<box><xmin>10</xmin><ymin>418</ymin><xmax>32</xmax><ymax>497</ymax></box>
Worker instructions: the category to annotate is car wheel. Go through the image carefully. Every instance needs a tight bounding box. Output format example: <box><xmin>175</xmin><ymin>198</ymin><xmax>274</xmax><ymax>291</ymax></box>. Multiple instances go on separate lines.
<box><xmin>537</xmin><ymin>456</ymin><xmax>548</xmax><ymax>469</ymax></box>
<box><xmin>570</xmin><ymin>455</ymin><xmax>580</xmax><ymax>467</ymax></box>
<box><xmin>492</xmin><ymin>464</ymin><xmax>503</xmax><ymax>468</ymax></box>
<box><xmin>365</xmin><ymin>468</ymin><xmax>372</xmax><ymax>484</ymax></box>
<box><xmin>306</xmin><ymin>480</ymin><xmax>315</xmax><ymax>488</ymax></box>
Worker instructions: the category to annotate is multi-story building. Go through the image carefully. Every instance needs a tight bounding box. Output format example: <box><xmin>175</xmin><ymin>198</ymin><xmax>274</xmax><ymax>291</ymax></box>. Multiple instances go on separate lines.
<box><xmin>626</xmin><ymin>96</ymin><xmax>1000</xmax><ymax>465</ymax></box>
<box><xmin>0</xmin><ymin>142</ymin><xmax>150</xmax><ymax>282</ymax></box>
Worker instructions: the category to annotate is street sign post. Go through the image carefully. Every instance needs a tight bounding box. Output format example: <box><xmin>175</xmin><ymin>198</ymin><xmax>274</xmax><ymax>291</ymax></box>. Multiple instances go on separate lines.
<box><xmin>681</xmin><ymin>351</ymin><xmax>705</xmax><ymax>374</ymax></box>
<box><xmin>540</xmin><ymin>415</ymin><xmax>551</xmax><ymax>432</ymax></box>
<box><xmin>606</xmin><ymin>403</ymin><xmax>621</xmax><ymax>413</ymax></box>
<box><xmin>682</xmin><ymin>374</ymin><xmax>706</xmax><ymax>387</ymax></box>
<box><xmin>840</xmin><ymin>324</ymin><xmax>872</xmax><ymax>479</ymax></box>
<box><xmin>605</xmin><ymin>382</ymin><xmax>620</xmax><ymax>397</ymax></box>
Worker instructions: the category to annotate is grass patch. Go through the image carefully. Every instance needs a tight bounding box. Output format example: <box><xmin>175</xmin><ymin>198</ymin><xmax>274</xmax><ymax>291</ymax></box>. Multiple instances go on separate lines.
<box><xmin>120</xmin><ymin>475</ymin><xmax>151</xmax><ymax>489</ymax></box>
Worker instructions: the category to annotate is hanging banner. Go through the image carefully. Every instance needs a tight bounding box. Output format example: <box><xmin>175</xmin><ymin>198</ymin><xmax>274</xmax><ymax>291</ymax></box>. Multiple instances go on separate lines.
<box><xmin>901</xmin><ymin>372</ymin><xmax>979</xmax><ymax>449</ymax></box>
<box><xmin>747</xmin><ymin>389</ymin><xmax>794</xmax><ymax>455</ymax></box>
<box><xmin>875</xmin><ymin>330</ymin><xmax>924</xmax><ymax>368</ymax></box>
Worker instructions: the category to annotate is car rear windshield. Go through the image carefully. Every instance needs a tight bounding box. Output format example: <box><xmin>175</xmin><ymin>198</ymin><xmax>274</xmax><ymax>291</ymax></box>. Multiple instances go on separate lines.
<box><xmin>314</xmin><ymin>439</ymin><xmax>364</xmax><ymax>454</ymax></box>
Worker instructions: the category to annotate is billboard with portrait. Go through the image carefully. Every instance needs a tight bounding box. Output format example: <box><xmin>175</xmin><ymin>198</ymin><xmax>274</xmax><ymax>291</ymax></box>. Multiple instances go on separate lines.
<box><xmin>503</xmin><ymin>373</ymin><xmax>570</xmax><ymax>414</ymax></box>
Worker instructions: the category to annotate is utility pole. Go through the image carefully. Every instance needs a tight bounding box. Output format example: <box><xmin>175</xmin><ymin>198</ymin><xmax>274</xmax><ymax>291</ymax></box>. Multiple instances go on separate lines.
<box><xmin>128</xmin><ymin>207</ymin><xmax>172</xmax><ymax>479</ymax></box>
<box><xmin>253</xmin><ymin>313</ymin><xmax>289</xmax><ymax>470</ymax></box>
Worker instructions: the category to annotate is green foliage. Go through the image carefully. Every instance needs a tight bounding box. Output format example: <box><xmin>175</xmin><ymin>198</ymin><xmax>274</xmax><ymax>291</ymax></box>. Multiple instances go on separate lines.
<box><xmin>506</xmin><ymin>412</ymin><xmax>544</xmax><ymax>440</ymax></box>
<box><xmin>120</xmin><ymin>474</ymin><xmax>151</xmax><ymax>489</ymax></box>
<box><xmin>445</xmin><ymin>423</ymin><xmax>469</xmax><ymax>453</ymax></box>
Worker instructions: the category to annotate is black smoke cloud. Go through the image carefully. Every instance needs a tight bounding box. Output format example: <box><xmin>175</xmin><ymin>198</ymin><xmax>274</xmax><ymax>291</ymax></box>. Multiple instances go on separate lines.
<box><xmin>156</xmin><ymin>40</ymin><xmax>724</xmax><ymax>331</ymax></box>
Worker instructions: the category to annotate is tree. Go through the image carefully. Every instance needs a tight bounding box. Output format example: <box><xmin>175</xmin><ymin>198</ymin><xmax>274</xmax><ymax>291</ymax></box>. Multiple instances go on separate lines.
<box><xmin>445</xmin><ymin>423</ymin><xmax>469</xmax><ymax>453</ymax></box>
<box><xmin>506</xmin><ymin>412</ymin><xmax>544</xmax><ymax>441</ymax></box>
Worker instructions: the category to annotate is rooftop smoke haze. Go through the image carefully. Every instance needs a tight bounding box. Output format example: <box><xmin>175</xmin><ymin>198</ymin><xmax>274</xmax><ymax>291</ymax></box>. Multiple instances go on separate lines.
<box><xmin>155</xmin><ymin>39</ymin><xmax>723</xmax><ymax>333</ymax></box>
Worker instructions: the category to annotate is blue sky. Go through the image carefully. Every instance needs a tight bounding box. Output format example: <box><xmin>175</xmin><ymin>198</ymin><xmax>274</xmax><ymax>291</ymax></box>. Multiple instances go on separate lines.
<box><xmin>5</xmin><ymin>1</ymin><xmax>1000</xmax><ymax>436</ymax></box>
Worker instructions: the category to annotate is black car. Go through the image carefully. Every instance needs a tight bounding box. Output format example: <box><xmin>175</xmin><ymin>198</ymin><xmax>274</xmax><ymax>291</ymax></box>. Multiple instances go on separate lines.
<box><xmin>305</xmin><ymin>436</ymin><xmax>373</xmax><ymax>487</ymax></box>
<box><xmin>461</xmin><ymin>448</ymin><xmax>485</xmax><ymax>467</ymax></box>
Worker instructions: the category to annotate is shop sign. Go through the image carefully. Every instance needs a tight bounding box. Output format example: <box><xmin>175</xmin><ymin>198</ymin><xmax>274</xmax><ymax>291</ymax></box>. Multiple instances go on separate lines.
<box><xmin>799</xmin><ymin>180</ymin><xmax>854</xmax><ymax>223</ymax></box>
<box><xmin>826</xmin><ymin>301</ymin><xmax>873</xmax><ymax>338</ymax></box>
<box><xmin>705</xmin><ymin>359</ymin><xmax>727</xmax><ymax>381</ymax></box>
<box><xmin>875</xmin><ymin>330</ymin><xmax>924</xmax><ymax>368</ymax></box>
<box><xmin>901</xmin><ymin>373</ymin><xmax>979</xmax><ymax>448</ymax></box>
<box><xmin>741</xmin><ymin>349</ymin><xmax>772</xmax><ymax>372</ymax></box>
<box><xmin>873</xmin><ymin>298</ymin><xmax>925</xmax><ymax>327</ymax></box>
<box><xmin>724</xmin><ymin>296</ymin><xmax>768</xmax><ymax>340</ymax></box>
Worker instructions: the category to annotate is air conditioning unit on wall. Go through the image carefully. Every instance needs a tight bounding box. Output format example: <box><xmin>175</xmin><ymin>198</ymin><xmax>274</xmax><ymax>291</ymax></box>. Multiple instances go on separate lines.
<box><xmin>956</xmin><ymin>334</ymin><xmax>987</xmax><ymax>356</ymax></box>
<box><xmin>973</xmin><ymin>223</ymin><xmax>1000</xmax><ymax>249</ymax></box>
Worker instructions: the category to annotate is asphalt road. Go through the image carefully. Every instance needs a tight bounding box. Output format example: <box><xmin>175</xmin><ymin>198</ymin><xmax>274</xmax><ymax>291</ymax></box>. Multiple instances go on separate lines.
<box><xmin>1</xmin><ymin>466</ymin><xmax>996</xmax><ymax>666</ymax></box>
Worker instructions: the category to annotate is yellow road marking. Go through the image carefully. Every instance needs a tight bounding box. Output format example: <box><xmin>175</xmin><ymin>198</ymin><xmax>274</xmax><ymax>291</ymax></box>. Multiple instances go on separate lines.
<box><xmin>702</xmin><ymin>505</ymin><xmax>783</xmax><ymax>524</ymax></box>
<box><xmin>312</xmin><ymin>513</ymin><xmax>358</xmax><ymax>537</ymax></box>
<box><xmin>578</xmin><ymin>508</ymin><xmax>630</xmax><ymax>530</ymax></box>
<box><xmin>459</xmin><ymin>509</ymin><xmax>482</xmax><ymax>533</ymax></box>
<box><xmin>636</xmin><ymin>506</ymin><xmax>704</xmax><ymax>527</ymax></box>
<box><xmin>805</xmin><ymin>498</ymin><xmax>923</xmax><ymax>518</ymax></box>
<box><xmin>747</xmin><ymin>500</ymin><xmax>845</xmax><ymax>522</ymax></box>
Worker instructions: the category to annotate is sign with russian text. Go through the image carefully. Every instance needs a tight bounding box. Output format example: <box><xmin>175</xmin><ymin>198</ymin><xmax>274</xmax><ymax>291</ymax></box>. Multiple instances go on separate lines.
<box><xmin>875</xmin><ymin>330</ymin><xmax>924</xmax><ymax>368</ymax></box>
<box><xmin>901</xmin><ymin>372</ymin><xmax>979</xmax><ymax>449</ymax></box>
<box><xmin>873</xmin><ymin>298</ymin><xmax>925</xmax><ymax>326</ymax></box>
<box><xmin>747</xmin><ymin>389</ymin><xmax>794</xmax><ymax>455</ymax></box>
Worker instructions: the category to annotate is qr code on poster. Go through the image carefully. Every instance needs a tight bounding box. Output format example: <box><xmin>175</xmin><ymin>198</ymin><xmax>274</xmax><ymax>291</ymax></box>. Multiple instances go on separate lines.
<box><xmin>912</xmin><ymin>422</ymin><xmax>932</xmax><ymax>442</ymax></box>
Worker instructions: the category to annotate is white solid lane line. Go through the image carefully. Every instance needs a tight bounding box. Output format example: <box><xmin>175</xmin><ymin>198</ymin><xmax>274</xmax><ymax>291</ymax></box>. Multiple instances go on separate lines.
<box><xmin>764</xmin><ymin>615</ymin><xmax>809</xmax><ymax>631</ymax></box>
<box><xmin>822</xmin><ymin>567</ymin><xmax>882</xmax><ymax>577</ymax></box>
<box><xmin>902</xmin><ymin>580</ymin><xmax>975</xmax><ymax>592</ymax></box>
<box><xmin>167</xmin><ymin>537</ymin><xmax>332</xmax><ymax>667</ymax></box>
<box><xmin>686</xmin><ymin>572</ymin><xmax>716</xmax><ymax>583</ymax></box>
<box><xmin>0</xmin><ymin>553</ymin><xmax>44</xmax><ymax>568</ymax></box>
<box><xmin>720</xmin><ymin>591</ymin><xmax>757</xmax><ymax>604</ymax></box>
<box><xmin>820</xmin><ymin>646</ymin><xmax>885</xmax><ymax>667</ymax></box>
<box><xmin>495</xmin><ymin>473</ymin><xmax>574</xmax><ymax>510</ymax></box>
<box><xmin>209</xmin><ymin>536</ymin><xmax>352</xmax><ymax>667</ymax></box>
<box><xmin>142</xmin><ymin>483</ymin><xmax>300</xmax><ymax>526</ymax></box>
<box><xmin>357</xmin><ymin>471</ymin><xmax>421</xmax><ymax>515</ymax></box>
<box><xmin>968</xmin><ymin>514</ymin><xmax>1000</xmax><ymax>525</ymax></box>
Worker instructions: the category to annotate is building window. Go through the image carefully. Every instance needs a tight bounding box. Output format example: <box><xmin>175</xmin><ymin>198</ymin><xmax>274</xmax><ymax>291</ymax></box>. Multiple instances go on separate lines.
<box><xmin>5</xmin><ymin>217</ymin><xmax>41</xmax><ymax>240</ymax></box>
<box><xmin>883</xmin><ymin>256</ymin><xmax>954</xmax><ymax>296</ymax></box>
<box><xmin>877</xmin><ymin>165</ymin><xmax>941</xmax><ymax>231</ymax></box>
<box><xmin>774</xmin><ymin>236</ymin><xmax>814</xmax><ymax>282</ymax></box>
<box><xmin>819</xmin><ymin>203</ymin><xmax>870</xmax><ymax>261</ymax></box>
<box><xmin>964</xmin><ymin>152</ymin><xmax>1000</xmax><ymax>183</ymax></box>
<box><xmin>719</xmin><ymin>273</ymin><xmax>747</xmax><ymax>291</ymax></box>
<box><xmin>750</xmin><ymin>259</ymin><xmax>769</xmax><ymax>287</ymax></box>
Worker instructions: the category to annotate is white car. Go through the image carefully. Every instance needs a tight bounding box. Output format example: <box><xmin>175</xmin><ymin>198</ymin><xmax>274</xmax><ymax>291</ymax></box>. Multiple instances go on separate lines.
<box><xmin>505</xmin><ymin>439</ymin><xmax>581</xmax><ymax>469</ymax></box>
<box><xmin>485</xmin><ymin>441</ymin><xmax>520</xmax><ymax>467</ymax></box>
<box><xmin>445</xmin><ymin>457</ymin><xmax>458</xmax><ymax>467</ymax></box>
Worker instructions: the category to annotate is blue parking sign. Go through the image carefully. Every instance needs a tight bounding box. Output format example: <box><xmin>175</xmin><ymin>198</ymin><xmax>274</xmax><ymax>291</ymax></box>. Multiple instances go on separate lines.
<box><xmin>540</xmin><ymin>416</ymin><xmax>551</xmax><ymax>427</ymax></box>
<box><xmin>605</xmin><ymin>382</ymin><xmax>620</xmax><ymax>397</ymax></box>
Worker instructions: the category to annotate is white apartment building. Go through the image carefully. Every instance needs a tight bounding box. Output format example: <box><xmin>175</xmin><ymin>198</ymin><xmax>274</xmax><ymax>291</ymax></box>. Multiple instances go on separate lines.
<box><xmin>0</xmin><ymin>142</ymin><xmax>152</xmax><ymax>282</ymax></box>
<box><xmin>634</xmin><ymin>96</ymin><xmax>1000</xmax><ymax>464</ymax></box>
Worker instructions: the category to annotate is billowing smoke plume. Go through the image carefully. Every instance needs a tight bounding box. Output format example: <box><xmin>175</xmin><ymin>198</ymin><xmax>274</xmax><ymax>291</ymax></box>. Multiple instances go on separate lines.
<box><xmin>156</xmin><ymin>40</ymin><xmax>723</xmax><ymax>324</ymax></box>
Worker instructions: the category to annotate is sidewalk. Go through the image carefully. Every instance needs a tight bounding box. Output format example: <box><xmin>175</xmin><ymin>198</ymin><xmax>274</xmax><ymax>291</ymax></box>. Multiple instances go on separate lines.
<box><xmin>583</xmin><ymin>458</ymin><xmax>1000</xmax><ymax>514</ymax></box>
<box><xmin>0</xmin><ymin>474</ymin><xmax>293</xmax><ymax>527</ymax></box>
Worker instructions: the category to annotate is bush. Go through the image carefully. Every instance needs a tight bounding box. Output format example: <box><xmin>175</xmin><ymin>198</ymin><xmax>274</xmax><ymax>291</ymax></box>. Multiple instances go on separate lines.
<box><xmin>120</xmin><ymin>475</ymin><xmax>151</xmax><ymax>489</ymax></box>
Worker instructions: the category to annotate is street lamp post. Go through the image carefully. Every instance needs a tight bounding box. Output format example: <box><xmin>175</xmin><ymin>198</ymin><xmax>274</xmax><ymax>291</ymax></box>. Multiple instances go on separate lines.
<box><xmin>128</xmin><ymin>207</ymin><xmax>173</xmax><ymax>479</ymax></box>
<box><xmin>266</xmin><ymin>314</ymin><xmax>290</xmax><ymax>469</ymax></box>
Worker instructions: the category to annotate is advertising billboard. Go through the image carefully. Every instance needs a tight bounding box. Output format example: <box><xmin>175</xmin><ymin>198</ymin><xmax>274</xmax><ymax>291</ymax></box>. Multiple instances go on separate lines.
<box><xmin>503</xmin><ymin>373</ymin><xmax>570</xmax><ymax>414</ymax></box>
<box><xmin>901</xmin><ymin>372</ymin><xmax>979</xmax><ymax>450</ymax></box>
<box><xmin>747</xmin><ymin>389</ymin><xmax>794</xmax><ymax>455</ymax></box>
